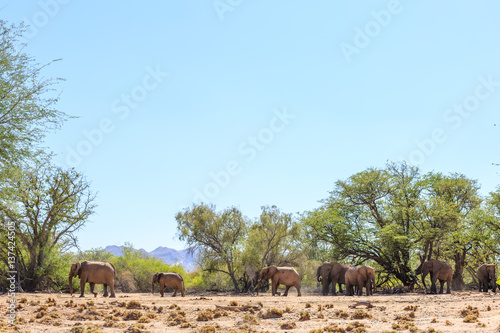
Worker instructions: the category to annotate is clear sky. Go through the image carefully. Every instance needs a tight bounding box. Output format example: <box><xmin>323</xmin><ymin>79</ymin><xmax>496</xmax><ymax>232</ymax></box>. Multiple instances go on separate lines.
<box><xmin>3</xmin><ymin>1</ymin><xmax>500</xmax><ymax>251</ymax></box>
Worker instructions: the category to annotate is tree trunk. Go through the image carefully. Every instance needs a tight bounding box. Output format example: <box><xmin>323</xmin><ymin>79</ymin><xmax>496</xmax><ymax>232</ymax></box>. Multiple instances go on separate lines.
<box><xmin>452</xmin><ymin>249</ymin><xmax>466</xmax><ymax>290</ymax></box>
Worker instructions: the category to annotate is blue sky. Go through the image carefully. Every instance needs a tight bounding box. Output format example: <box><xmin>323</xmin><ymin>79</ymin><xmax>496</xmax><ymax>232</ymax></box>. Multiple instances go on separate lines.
<box><xmin>3</xmin><ymin>1</ymin><xmax>500</xmax><ymax>251</ymax></box>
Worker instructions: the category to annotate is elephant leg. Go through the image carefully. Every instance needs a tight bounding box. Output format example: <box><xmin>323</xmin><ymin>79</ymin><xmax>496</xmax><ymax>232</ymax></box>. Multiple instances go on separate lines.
<box><xmin>438</xmin><ymin>280</ymin><xmax>444</xmax><ymax>294</ymax></box>
<box><xmin>431</xmin><ymin>275</ymin><xmax>438</xmax><ymax>294</ymax></box>
<box><xmin>89</xmin><ymin>282</ymin><xmax>98</xmax><ymax>297</ymax></box>
<box><xmin>446</xmin><ymin>278</ymin><xmax>451</xmax><ymax>294</ymax></box>
<box><xmin>103</xmin><ymin>284</ymin><xmax>109</xmax><ymax>297</ymax></box>
<box><xmin>283</xmin><ymin>285</ymin><xmax>290</xmax><ymax>296</ymax></box>
<box><xmin>331</xmin><ymin>278</ymin><xmax>338</xmax><ymax>295</ymax></box>
<box><xmin>321</xmin><ymin>280</ymin><xmax>328</xmax><ymax>296</ymax></box>
<box><xmin>79</xmin><ymin>280</ymin><xmax>86</xmax><ymax>297</ymax></box>
<box><xmin>358</xmin><ymin>283</ymin><xmax>364</xmax><ymax>296</ymax></box>
<box><xmin>173</xmin><ymin>288</ymin><xmax>178</xmax><ymax>297</ymax></box>
<box><xmin>295</xmin><ymin>283</ymin><xmax>302</xmax><ymax>297</ymax></box>
<box><xmin>109</xmin><ymin>282</ymin><xmax>116</xmax><ymax>298</ymax></box>
<box><xmin>338</xmin><ymin>282</ymin><xmax>343</xmax><ymax>294</ymax></box>
<box><xmin>365</xmin><ymin>281</ymin><xmax>371</xmax><ymax>296</ymax></box>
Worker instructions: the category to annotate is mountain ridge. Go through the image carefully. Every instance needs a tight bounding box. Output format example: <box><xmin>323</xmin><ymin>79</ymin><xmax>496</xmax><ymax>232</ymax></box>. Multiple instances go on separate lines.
<box><xmin>104</xmin><ymin>245</ymin><xmax>197</xmax><ymax>271</ymax></box>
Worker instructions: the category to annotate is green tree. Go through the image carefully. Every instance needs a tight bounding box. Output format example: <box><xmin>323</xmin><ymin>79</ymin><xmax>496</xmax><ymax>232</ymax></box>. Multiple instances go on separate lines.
<box><xmin>240</xmin><ymin>205</ymin><xmax>305</xmax><ymax>290</ymax></box>
<box><xmin>420</xmin><ymin>173</ymin><xmax>481</xmax><ymax>289</ymax></box>
<box><xmin>0</xmin><ymin>160</ymin><xmax>96</xmax><ymax>291</ymax></box>
<box><xmin>0</xmin><ymin>21</ymin><xmax>67</xmax><ymax>167</ymax></box>
<box><xmin>176</xmin><ymin>203</ymin><xmax>248</xmax><ymax>292</ymax></box>
<box><xmin>304</xmin><ymin>162</ymin><xmax>421</xmax><ymax>287</ymax></box>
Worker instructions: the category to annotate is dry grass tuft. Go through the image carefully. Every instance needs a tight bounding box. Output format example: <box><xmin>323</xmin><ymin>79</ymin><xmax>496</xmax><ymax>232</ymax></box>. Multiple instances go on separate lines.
<box><xmin>123</xmin><ymin>310</ymin><xmax>142</xmax><ymax>321</ymax></box>
<box><xmin>334</xmin><ymin>309</ymin><xmax>350</xmax><ymax>319</ymax></box>
<box><xmin>126</xmin><ymin>300</ymin><xmax>142</xmax><ymax>309</ymax></box>
<box><xmin>243</xmin><ymin>313</ymin><xmax>259</xmax><ymax>325</ymax></box>
<box><xmin>261</xmin><ymin>308</ymin><xmax>284</xmax><ymax>319</ymax></box>
<box><xmin>322</xmin><ymin>324</ymin><xmax>346</xmax><ymax>332</ymax></box>
<box><xmin>229</xmin><ymin>300</ymin><xmax>238</xmax><ymax>306</ymax></box>
<box><xmin>69</xmin><ymin>323</ymin><xmax>104</xmax><ymax>333</ymax></box>
<box><xmin>463</xmin><ymin>314</ymin><xmax>478</xmax><ymax>323</ymax></box>
<box><xmin>346</xmin><ymin>321</ymin><xmax>368</xmax><ymax>332</ymax></box>
<box><xmin>351</xmin><ymin>309</ymin><xmax>371</xmax><ymax>320</ymax></box>
<box><xmin>281</xmin><ymin>322</ymin><xmax>297</xmax><ymax>329</ymax></box>
<box><xmin>299</xmin><ymin>311</ymin><xmax>311</xmax><ymax>321</ymax></box>
<box><xmin>460</xmin><ymin>305</ymin><xmax>480</xmax><ymax>318</ymax></box>
<box><xmin>200</xmin><ymin>325</ymin><xmax>216</xmax><ymax>333</ymax></box>
<box><xmin>197</xmin><ymin>310</ymin><xmax>214</xmax><ymax>321</ymax></box>
<box><xmin>404</xmin><ymin>305</ymin><xmax>418</xmax><ymax>311</ymax></box>
<box><xmin>305</xmin><ymin>302</ymin><xmax>312</xmax><ymax>308</ymax></box>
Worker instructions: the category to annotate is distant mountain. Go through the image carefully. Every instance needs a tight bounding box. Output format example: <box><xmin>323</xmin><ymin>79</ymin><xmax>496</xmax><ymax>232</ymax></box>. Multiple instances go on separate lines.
<box><xmin>104</xmin><ymin>245</ymin><xmax>198</xmax><ymax>271</ymax></box>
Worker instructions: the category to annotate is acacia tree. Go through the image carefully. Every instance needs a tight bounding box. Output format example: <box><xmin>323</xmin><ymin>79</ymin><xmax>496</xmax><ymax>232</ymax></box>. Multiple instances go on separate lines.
<box><xmin>0</xmin><ymin>160</ymin><xmax>96</xmax><ymax>291</ymax></box>
<box><xmin>176</xmin><ymin>204</ymin><xmax>248</xmax><ymax>292</ymax></box>
<box><xmin>0</xmin><ymin>21</ymin><xmax>66</xmax><ymax>167</ymax></box>
<box><xmin>306</xmin><ymin>162</ymin><xmax>423</xmax><ymax>286</ymax></box>
<box><xmin>239</xmin><ymin>206</ymin><xmax>305</xmax><ymax>289</ymax></box>
<box><xmin>419</xmin><ymin>173</ymin><xmax>482</xmax><ymax>289</ymax></box>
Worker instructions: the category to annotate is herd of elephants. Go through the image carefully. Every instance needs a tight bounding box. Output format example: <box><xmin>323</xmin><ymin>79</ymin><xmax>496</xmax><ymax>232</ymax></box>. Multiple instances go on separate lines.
<box><xmin>67</xmin><ymin>260</ymin><xmax>497</xmax><ymax>298</ymax></box>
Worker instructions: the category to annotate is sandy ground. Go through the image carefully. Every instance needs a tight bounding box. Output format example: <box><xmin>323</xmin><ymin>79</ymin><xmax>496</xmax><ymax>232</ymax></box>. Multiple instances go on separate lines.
<box><xmin>1</xmin><ymin>289</ymin><xmax>500</xmax><ymax>332</ymax></box>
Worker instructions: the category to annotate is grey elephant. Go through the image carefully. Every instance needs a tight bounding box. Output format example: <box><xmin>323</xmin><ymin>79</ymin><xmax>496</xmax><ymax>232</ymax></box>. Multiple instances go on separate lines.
<box><xmin>257</xmin><ymin>266</ymin><xmax>301</xmax><ymax>296</ymax></box>
<box><xmin>152</xmin><ymin>272</ymin><xmax>185</xmax><ymax>297</ymax></box>
<box><xmin>69</xmin><ymin>261</ymin><xmax>116</xmax><ymax>298</ymax></box>
<box><xmin>345</xmin><ymin>265</ymin><xmax>374</xmax><ymax>296</ymax></box>
<box><xmin>477</xmin><ymin>264</ymin><xmax>496</xmax><ymax>293</ymax></box>
<box><xmin>316</xmin><ymin>262</ymin><xmax>351</xmax><ymax>296</ymax></box>
<box><xmin>416</xmin><ymin>259</ymin><xmax>453</xmax><ymax>294</ymax></box>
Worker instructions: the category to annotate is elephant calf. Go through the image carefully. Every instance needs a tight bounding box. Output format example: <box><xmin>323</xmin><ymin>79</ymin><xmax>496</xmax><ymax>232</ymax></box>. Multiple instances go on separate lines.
<box><xmin>257</xmin><ymin>266</ymin><xmax>301</xmax><ymax>296</ymax></box>
<box><xmin>152</xmin><ymin>272</ymin><xmax>185</xmax><ymax>297</ymax></box>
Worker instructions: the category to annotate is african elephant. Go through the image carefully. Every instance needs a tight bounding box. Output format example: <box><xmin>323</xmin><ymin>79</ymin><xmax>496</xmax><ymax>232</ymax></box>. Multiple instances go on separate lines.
<box><xmin>417</xmin><ymin>259</ymin><xmax>453</xmax><ymax>294</ymax></box>
<box><xmin>477</xmin><ymin>264</ymin><xmax>496</xmax><ymax>293</ymax></box>
<box><xmin>69</xmin><ymin>261</ymin><xmax>116</xmax><ymax>298</ymax></box>
<box><xmin>257</xmin><ymin>266</ymin><xmax>301</xmax><ymax>296</ymax></box>
<box><xmin>345</xmin><ymin>265</ymin><xmax>374</xmax><ymax>296</ymax></box>
<box><xmin>152</xmin><ymin>272</ymin><xmax>185</xmax><ymax>297</ymax></box>
<box><xmin>316</xmin><ymin>262</ymin><xmax>350</xmax><ymax>295</ymax></box>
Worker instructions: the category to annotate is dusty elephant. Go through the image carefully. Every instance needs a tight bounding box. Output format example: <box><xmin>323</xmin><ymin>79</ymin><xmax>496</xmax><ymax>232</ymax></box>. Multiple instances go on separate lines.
<box><xmin>417</xmin><ymin>259</ymin><xmax>453</xmax><ymax>294</ymax></box>
<box><xmin>316</xmin><ymin>262</ymin><xmax>350</xmax><ymax>295</ymax></box>
<box><xmin>257</xmin><ymin>266</ymin><xmax>301</xmax><ymax>296</ymax></box>
<box><xmin>69</xmin><ymin>261</ymin><xmax>116</xmax><ymax>298</ymax></box>
<box><xmin>477</xmin><ymin>264</ymin><xmax>496</xmax><ymax>293</ymax></box>
<box><xmin>152</xmin><ymin>272</ymin><xmax>185</xmax><ymax>297</ymax></box>
<box><xmin>345</xmin><ymin>265</ymin><xmax>374</xmax><ymax>296</ymax></box>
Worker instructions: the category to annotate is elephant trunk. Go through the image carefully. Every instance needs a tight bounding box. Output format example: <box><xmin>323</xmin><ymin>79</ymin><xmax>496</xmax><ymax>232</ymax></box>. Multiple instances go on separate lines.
<box><xmin>255</xmin><ymin>279</ymin><xmax>262</xmax><ymax>295</ymax></box>
<box><xmin>69</xmin><ymin>275</ymin><xmax>73</xmax><ymax>295</ymax></box>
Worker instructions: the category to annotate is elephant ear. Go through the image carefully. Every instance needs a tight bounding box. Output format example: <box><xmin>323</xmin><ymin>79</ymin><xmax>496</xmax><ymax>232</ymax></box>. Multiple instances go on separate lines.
<box><xmin>158</xmin><ymin>273</ymin><xmax>164</xmax><ymax>280</ymax></box>
<box><xmin>72</xmin><ymin>262</ymin><xmax>81</xmax><ymax>277</ymax></box>
<box><xmin>269</xmin><ymin>266</ymin><xmax>278</xmax><ymax>277</ymax></box>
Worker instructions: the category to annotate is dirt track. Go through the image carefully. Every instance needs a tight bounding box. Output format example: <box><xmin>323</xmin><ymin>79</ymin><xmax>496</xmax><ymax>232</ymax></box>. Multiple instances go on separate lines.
<box><xmin>2</xmin><ymin>290</ymin><xmax>500</xmax><ymax>332</ymax></box>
